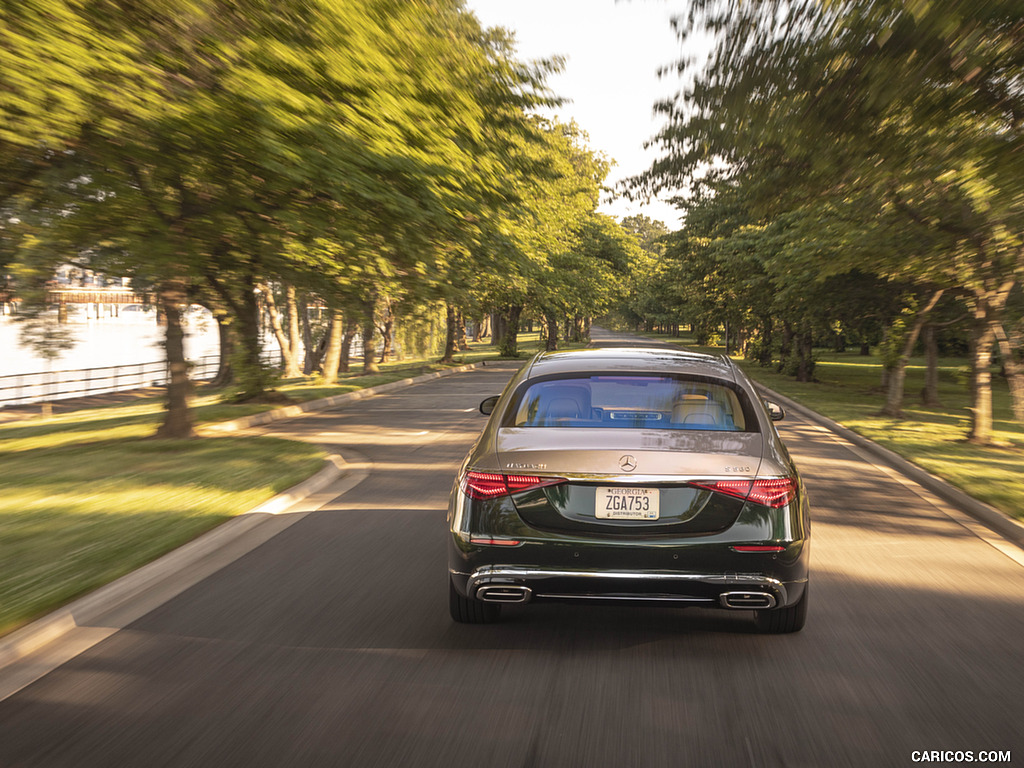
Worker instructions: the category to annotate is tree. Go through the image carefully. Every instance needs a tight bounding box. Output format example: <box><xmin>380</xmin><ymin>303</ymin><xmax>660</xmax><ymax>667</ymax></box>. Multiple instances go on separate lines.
<box><xmin>3</xmin><ymin>0</ymin><xmax>569</xmax><ymax>434</ymax></box>
<box><xmin>636</xmin><ymin>0</ymin><xmax>1024</xmax><ymax>441</ymax></box>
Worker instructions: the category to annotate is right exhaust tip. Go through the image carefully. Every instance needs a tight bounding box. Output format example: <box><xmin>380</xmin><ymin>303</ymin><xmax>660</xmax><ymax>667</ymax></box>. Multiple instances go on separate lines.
<box><xmin>720</xmin><ymin>591</ymin><xmax>777</xmax><ymax>610</ymax></box>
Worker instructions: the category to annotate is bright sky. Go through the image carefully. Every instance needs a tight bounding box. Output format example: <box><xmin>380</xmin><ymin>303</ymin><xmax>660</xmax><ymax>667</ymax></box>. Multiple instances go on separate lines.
<box><xmin>465</xmin><ymin>0</ymin><xmax>692</xmax><ymax>230</ymax></box>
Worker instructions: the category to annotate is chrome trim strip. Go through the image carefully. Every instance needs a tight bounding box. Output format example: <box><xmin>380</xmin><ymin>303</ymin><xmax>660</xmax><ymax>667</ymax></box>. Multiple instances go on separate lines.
<box><xmin>468</xmin><ymin>566</ymin><xmax>788</xmax><ymax>603</ymax></box>
<box><xmin>535</xmin><ymin>594</ymin><xmax>715</xmax><ymax>604</ymax></box>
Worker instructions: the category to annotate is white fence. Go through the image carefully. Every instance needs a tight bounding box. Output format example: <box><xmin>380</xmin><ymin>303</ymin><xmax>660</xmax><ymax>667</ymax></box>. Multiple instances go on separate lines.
<box><xmin>0</xmin><ymin>350</ymin><xmax>283</xmax><ymax>407</ymax></box>
<box><xmin>0</xmin><ymin>357</ymin><xmax>220</xmax><ymax>407</ymax></box>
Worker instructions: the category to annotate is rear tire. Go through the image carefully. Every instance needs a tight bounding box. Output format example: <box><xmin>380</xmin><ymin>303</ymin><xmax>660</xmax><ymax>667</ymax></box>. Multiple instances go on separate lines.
<box><xmin>753</xmin><ymin>583</ymin><xmax>808</xmax><ymax>634</ymax></box>
<box><xmin>449</xmin><ymin>577</ymin><xmax>501</xmax><ymax>624</ymax></box>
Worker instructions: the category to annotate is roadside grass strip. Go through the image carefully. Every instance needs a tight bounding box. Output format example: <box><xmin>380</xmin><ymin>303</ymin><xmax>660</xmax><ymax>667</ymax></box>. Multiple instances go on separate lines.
<box><xmin>645</xmin><ymin>333</ymin><xmax>1024</xmax><ymax>522</ymax></box>
<box><xmin>0</xmin><ymin>412</ymin><xmax>324</xmax><ymax>637</ymax></box>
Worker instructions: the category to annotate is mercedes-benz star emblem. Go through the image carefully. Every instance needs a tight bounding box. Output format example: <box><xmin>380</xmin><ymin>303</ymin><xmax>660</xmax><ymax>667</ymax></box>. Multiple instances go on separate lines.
<box><xmin>619</xmin><ymin>455</ymin><xmax>637</xmax><ymax>472</ymax></box>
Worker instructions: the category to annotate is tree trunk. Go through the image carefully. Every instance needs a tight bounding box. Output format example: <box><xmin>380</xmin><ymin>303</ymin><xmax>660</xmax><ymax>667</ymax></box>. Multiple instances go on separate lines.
<box><xmin>994</xmin><ymin>322</ymin><xmax>1024</xmax><ymax>421</ymax></box>
<box><xmin>499</xmin><ymin>305</ymin><xmax>522</xmax><ymax>357</ymax></box>
<box><xmin>778</xmin><ymin>321</ymin><xmax>793</xmax><ymax>374</ymax></box>
<box><xmin>920</xmin><ymin>324</ymin><xmax>942</xmax><ymax>407</ymax></box>
<box><xmin>234</xmin><ymin>282</ymin><xmax>268</xmax><ymax>401</ymax></box>
<box><xmin>473</xmin><ymin>314</ymin><xmax>488</xmax><ymax>343</ymax></box>
<box><xmin>378</xmin><ymin>317</ymin><xmax>392</xmax><ymax>364</ymax></box>
<box><xmin>285</xmin><ymin>285</ymin><xmax>302</xmax><ymax>378</ymax></box>
<box><xmin>880</xmin><ymin>289</ymin><xmax>944</xmax><ymax>417</ymax></box>
<box><xmin>321</xmin><ymin>308</ymin><xmax>345</xmax><ymax>384</ymax></box>
<box><xmin>377</xmin><ymin>298</ymin><xmax>393</xmax><ymax>363</ymax></box>
<box><xmin>340</xmin><ymin>319</ymin><xmax>357</xmax><ymax>373</ymax></box>
<box><xmin>545</xmin><ymin>312</ymin><xmax>559</xmax><ymax>351</ymax></box>
<box><xmin>301</xmin><ymin>300</ymin><xmax>318</xmax><ymax>375</ymax></box>
<box><xmin>441</xmin><ymin>303</ymin><xmax>457</xmax><ymax>364</ymax></box>
<box><xmin>155</xmin><ymin>278</ymin><xmax>194</xmax><ymax>439</ymax></box>
<box><xmin>758</xmin><ymin>316</ymin><xmax>773</xmax><ymax>366</ymax></box>
<box><xmin>263</xmin><ymin>283</ymin><xmax>301</xmax><ymax>379</ymax></box>
<box><xmin>567</xmin><ymin>315</ymin><xmax>583</xmax><ymax>344</ymax></box>
<box><xmin>362</xmin><ymin>295</ymin><xmax>380</xmax><ymax>374</ymax></box>
<box><xmin>209</xmin><ymin>311</ymin><xmax>234</xmax><ymax>387</ymax></box>
<box><xmin>965</xmin><ymin>282</ymin><xmax>1014</xmax><ymax>443</ymax></box>
<box><xmin>795</xmin><ymin>328</ymin><xmax>814</xmax><ymax>382</ymax></box>
<box><xmin>455</xmin><ymin>309</ymin><xmax>469</xmax><ymax>351</ymax></box>
<box><xmin>967</xmin><ymin>321</ymin><xmax>996</xmax><ymax>444</ymax></box>
<box><xmin>302</xmin><ymin>307</ymin><xmax>330</xmax><ymax>376</ymax></box>
<box><xmin>492</xmin><ymin>312</ymin><xmax>506</xmax><ymax>350</ymax></box>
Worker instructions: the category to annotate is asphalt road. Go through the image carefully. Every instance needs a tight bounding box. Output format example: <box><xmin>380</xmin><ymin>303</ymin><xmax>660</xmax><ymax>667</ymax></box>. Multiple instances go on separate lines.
<box><xmin>1</xmin><ymin>343</ymin><xmax>1022</xmax><ymax>767</ymax></box>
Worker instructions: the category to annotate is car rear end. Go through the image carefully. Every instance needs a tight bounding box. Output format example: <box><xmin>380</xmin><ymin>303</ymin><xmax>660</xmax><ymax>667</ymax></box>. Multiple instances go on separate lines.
<box><xmin>447</xmin><ymin>349</ymin><xmax>809</xmax><ymax>632</ymax></box>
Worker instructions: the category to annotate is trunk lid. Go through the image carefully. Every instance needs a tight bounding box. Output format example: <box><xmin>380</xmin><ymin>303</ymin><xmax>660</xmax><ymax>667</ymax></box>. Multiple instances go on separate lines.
<box><xmin>494</xmin><ymin>427</ymin><xmax>765</xmax><ymax>537</ymax></box>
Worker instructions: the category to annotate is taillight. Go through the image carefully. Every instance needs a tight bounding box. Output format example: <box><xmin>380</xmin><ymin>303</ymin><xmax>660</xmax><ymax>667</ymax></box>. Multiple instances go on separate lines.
<box><xmin>469</xmin><ymin>537</ymin><xmax>522</xmax><ymax>546</ymax></box>
<box><xmin>691</xmin><ymin>478</ymin><xmax>797</xmax><ymax>508</ymax></box>
<box><xmin>461</xmin><ymin>472</ymin><xmax>507</xmax><ymax>499</ymax></box>
<box><xmin>747</xmin><ymin>478</ymin><xmax>798</xmax><ymax>507</ymax></box>
<box><xmin>462</xmin><ymin>471</ymin><xmax>566</xmax><ymax>501</ymax></box>
<box><xmin>692</xmin><ymin>479</ymin><xmax>752</xmax><ymax>501</ymax></box>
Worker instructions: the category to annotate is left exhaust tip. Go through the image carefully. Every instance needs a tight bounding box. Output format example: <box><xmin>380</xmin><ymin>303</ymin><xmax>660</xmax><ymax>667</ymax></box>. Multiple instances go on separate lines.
<box><xmin>477</xmin><ymin>585</ymin><xmax>532</xmax><ymax>603</ymax></box>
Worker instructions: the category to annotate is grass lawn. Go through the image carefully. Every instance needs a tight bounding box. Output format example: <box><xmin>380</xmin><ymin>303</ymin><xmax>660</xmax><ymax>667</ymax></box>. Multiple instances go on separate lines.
<box><xmin>643</xmin><ymin>332</ymin><xmax>1024</xmax><ymax>522</ymax></box>
<box><xmin>0</xmin><ymin>336</ymin><xmax>549</xmax><ymax>637</ymax></box>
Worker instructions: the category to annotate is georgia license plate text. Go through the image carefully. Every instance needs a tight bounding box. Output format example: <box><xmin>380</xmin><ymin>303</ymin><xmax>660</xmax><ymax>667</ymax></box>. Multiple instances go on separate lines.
<box><xmin>595</xmin><ymin>487</ymin><xmax>660</xmax><ymax>520</ymax></box>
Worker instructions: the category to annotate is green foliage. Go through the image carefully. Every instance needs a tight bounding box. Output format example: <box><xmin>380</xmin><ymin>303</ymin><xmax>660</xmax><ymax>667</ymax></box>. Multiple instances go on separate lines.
<box><xmin>3</xmin><ymin>0</ymin><xmax>623</xmax><ymax>432</ymax></box>
<box><xmin>631</xmin><ymin>0</ymin><xmax>1024</xmax><ymax>433</ymax></box>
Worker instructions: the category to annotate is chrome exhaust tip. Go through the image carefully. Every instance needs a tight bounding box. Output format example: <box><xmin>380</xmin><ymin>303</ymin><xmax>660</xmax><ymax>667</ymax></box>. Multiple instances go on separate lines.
<box><xmin>720</xmin><ymin>591</ymin><xmax>777</xmax><ymax>610</ymax></box>
<box><xmin>476</xmin><ymin>585</ymin><xmax>532</xmax><ymax>603</ymax></box>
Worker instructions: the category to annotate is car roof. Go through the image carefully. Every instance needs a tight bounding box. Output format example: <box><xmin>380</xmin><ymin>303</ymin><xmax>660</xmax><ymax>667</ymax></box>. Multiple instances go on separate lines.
<box><xmin>524</xmin><ymin>346</ymin><xmax>738</xmax><ymax>382</ymax></box>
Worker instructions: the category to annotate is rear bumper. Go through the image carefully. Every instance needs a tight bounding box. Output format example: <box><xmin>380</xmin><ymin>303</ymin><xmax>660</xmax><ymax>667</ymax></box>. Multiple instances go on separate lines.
<box><xmin>450</xmin><ymin>565</ymin><xmax>807</xmax><ymax>609</ymax></box>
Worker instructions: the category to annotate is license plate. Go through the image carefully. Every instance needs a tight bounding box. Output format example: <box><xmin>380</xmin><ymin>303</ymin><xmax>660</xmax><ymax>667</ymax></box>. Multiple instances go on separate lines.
<box><xmin>595</xmin><ymin>487</ymin><xmax>660</xmax><ymax>520</ymax></box>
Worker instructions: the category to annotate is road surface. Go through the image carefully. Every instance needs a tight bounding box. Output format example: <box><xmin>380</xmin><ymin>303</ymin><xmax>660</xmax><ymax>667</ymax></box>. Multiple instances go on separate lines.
<box><xmin>0</xmin><ymin>342</ymin><xmax>1022</xmax><ymax>767</ymax></box>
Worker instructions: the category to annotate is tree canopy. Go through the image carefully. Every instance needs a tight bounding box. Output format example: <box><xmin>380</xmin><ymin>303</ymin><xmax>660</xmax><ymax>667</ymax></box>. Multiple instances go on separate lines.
<box><xmin>632</xmin><ymin>0</ymin><xmax>1023</xmax><ymax>442</ymax></box>
<box><xmin>1</xmin><ymin>0</ymin><xmax>632</xmax><ymax>435</ymax></box>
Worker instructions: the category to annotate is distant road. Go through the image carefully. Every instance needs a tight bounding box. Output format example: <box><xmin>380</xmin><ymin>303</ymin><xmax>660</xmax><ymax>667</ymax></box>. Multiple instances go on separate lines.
<box><xmin>1</xmin><ymin>344</ymin><xmax>1022</xmax><ymax>766</ymax></box>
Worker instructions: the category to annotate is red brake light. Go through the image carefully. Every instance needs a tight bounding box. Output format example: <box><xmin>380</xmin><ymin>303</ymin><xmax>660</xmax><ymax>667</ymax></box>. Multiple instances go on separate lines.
<box><xmin>692</xmin><ymin>480</ymin><xmax>752</xmax><ymax>501</ymax></box>
<box><xmin>748</xmin><ymin>478</ymin><xmax>798</xmax><ymax>507</ymax></box>
<box><xmin>505</xmin><ymin>474</ymin><xmax>563</xmax><ymax>492</ymax></box>
<box><xmin>691</xmin><ymin>478</ymin><xmax>797</xmax><ymax>508</ymax></box>
<box><xmin>731</xmin><ymin>545</ymin><xmax>786</xmax><ymax>553</ymax></box>
<box><xmin>462</xmin><ymin>471</ymin><xmax>566</xmax><ymax>501</ymax></box>
<box><xmin>462</xmin><ymin>471</ymin><xmax>508</xmax><ymax>499</ymax></box>
<box><xmin>469</xmin><ymin>537</ymin><xmax>522</xmax><ymax>546</ymax></box>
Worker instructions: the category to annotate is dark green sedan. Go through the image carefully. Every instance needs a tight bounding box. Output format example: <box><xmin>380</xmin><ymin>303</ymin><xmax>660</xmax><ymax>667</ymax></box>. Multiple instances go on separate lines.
<box><xmin>447</xmin><ymin>346</ymin><xmax>809</xmax><ymax>633</ymax></box>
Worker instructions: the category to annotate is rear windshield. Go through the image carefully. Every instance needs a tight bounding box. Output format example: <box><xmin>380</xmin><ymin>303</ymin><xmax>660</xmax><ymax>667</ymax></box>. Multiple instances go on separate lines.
<box><xmin>510</xmin><ymin>375</ymin><xmax>757</xmax><ymax>432</ymax></box>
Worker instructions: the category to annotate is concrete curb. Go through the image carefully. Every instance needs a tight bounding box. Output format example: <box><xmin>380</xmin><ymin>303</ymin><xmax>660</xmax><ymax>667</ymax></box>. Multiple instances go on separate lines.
<box><xmin>0</xmin><ymin>454</ymin><xmax>347</xmax><ymax>673</ymax></box>
<box><xmin>758</xmin><ymin>384</ymin><xmax>1024</xmax><ymax>549</ymax></box>
<box><xmin>204</xmin><ymin>363</ymin><xmax>480</xmax><ymax>432</ymax></box>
